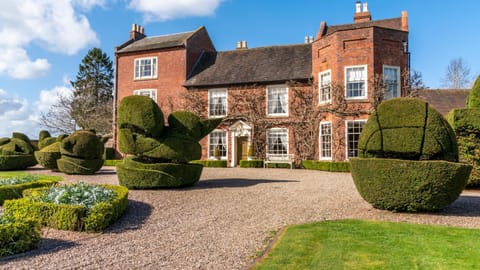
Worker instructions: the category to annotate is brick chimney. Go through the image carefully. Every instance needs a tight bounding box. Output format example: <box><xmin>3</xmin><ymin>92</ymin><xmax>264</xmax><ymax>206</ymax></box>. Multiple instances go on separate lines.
<box><xmin>236</xmin><ymin>40</ymin><xmax>248</xmax><ymax>49</ymax></box>
<box><xmin>354</xmin><ymin>1</ymin><xmax>371</xmax><ymax>23</ymax></box>
<box><xmin>401</xmin><ymin>11</ymin><xmax>409</xmax><ymax>31</ymax></box>
<box><xmin>130</xmin><ymin>24</ymin><xmax>145</xmax><ymax>40</ymax></box>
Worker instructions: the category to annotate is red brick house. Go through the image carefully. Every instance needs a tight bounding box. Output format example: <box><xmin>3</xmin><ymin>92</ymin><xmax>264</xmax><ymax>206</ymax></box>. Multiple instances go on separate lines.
<box><xmin>114</xmin><ymin>2</ymin><xmax>409</xmax><ymax>166</ymax></box>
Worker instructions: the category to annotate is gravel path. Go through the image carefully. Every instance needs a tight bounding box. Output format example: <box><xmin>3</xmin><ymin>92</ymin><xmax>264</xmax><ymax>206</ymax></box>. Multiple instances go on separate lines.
<box><xmin>1</xmin><ymin>167</ymin><xmax>480</xmax><ymax>269</ymax></box>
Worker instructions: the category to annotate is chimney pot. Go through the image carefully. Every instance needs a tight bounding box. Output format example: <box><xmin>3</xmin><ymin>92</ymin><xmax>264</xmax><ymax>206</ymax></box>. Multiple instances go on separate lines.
<box><xmin>363</xmin><ymin>3</ymin><xmax>368</xmax><ymax>12</ymax></box>
<box><xmin>355</xmin><ymin>1</ymin><xmax>362</xmax><ymax>13</ymax></box>
<box><xmin>401</xmin><ymin>10</ymin><xmax>409</xmax><ymax>31</ymax></box>
<box><xmin>242</xmin><ymin>40</ymin><xmax>247</xmax><ymax>49</ymax></box>
<box><xmin>304</xmin><ymin>36</ymin><xmax>309</xmax><ymax>44</ymax></box>
<box><xmin>130</xmin><ymin>23</ymin><xmax>145</xmax><ymax>40</ymax></box>
<box><xmin>131</xmin><ymin>24</ymin><xmax>136</xmax><ymax>31</ymax></box>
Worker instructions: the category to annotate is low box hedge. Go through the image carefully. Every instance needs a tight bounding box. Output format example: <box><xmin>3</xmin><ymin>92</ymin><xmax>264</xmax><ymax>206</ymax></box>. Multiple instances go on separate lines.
<box><xmin>265</xmin><ymin>163</ymin><xmax>292</xmax><ymax>169</ymax></box>
<box><xmin>301</xmin><ymin>160</ymin><xmax>350</xmax><ymax>172</ymax></box>
<box><xmin>239</xmin><ymin>160</ymin><xmax>263</xmax><ymax>168</ymax></box>
<box><xmin>3</xmin><ymin>185</ymin><xmax>128</xmax><ymax>232</ymax></box>
<box><xmin>190</xmin><ymin>160</ymin><xmax>227</xmax><ymax>168</ymax></box>
<box><xmin>0</xmin><ymin>174</ymin><xmax>62</xmax><ymax>205</ymax></box>
<box><xmin>103</xmin><ymin>159</ymin><xmax>123</xmax><ymax>166</ymax></box>
<box><xmin>350</xmin><ymin>158</ymin><xmax>471</xmax><ymax>212</ymax></box>
<box><xmin>0</xmin><ymin>217</ymin><xmax>40</xmax><ymax>257</ymax></box>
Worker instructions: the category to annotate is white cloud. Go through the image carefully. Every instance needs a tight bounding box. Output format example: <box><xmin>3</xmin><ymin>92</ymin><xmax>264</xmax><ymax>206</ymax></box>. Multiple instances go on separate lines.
<box><xmin>128</xmin><ymin>0</ymin><xmax>224</xmax><ymax>21</ymax></box>
<box><xmin>0</xmin><ymin>86</ymin><xmax>73</xmax><ymax>139</ymax></box>
<box><xmin>73</xmin><ymin>0</ymin><xmax>107</xmax><ymax>11</ymax></box>
<box><xmin>0</xmin><ymin>1</ymin><xmax>99</xmax><ymax>79</ymax></box>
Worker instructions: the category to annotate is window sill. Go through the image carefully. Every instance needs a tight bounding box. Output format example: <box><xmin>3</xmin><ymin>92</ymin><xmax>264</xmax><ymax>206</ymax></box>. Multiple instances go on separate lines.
<box><xmin>267</xmin><ymin>114</ymin><xmax>289</xmax><ymax>118</ymax></box>
<box><xmin>134</xmin><ymin>77</ymin><xmax>158</xmax><ymax>81</ymax></box>
<box><xmin>208</xmin><ymin>115</ymin><xmax>226</xmax><ymax>119</ymax></box>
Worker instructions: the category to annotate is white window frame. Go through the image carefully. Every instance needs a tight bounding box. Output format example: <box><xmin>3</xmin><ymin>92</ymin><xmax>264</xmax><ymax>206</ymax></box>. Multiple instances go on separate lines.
<box><xmin>319</xmin><ymin>122</ymin><xmax>332</xmax><ymax>160</ymax></box>
<box><xmin>208</xmin><ymin>88</ymin><xmax>228</xmax><ymax>118</ymax></box>
<box><xmin>208</xmin><ymin>130</ymin><xmax>228</xmax><ymax>160</ymax></box>
<box><xmin>133</xmin><ymin>89</ymin><xmax>157</xmax><ymax>103</ymax></box>
<box><xmin>266</xmin><ymin>128</ymin><xmax>289</xmax><ymax>156</ymax></box>
<box><xmin>345</xmin><ymin>65</ymin><xmax>368</xmax><ymax>100</ymax></box>
<box><xmin>134</xmin><ymin>57</ymin><xmax>157</xmax><ymax>80</ymax></box>
<box><xmin>345</xmin><ymin>120</ymin><xmax>367</xmax><ymax>160</ymax></box>
<box><xmin>319</xmin><ymin>70</ymin><xmax>332</xmax><ymax>104</ymax></box>
<box><xmin>383</xmin><ymin>65</ymin><xmax>401</xmax><ymax>100</ymax></box>
<box><xmin>266</xmin><ymin>85</ymin><xmax>289</xmax><ymax>117</ymax></box>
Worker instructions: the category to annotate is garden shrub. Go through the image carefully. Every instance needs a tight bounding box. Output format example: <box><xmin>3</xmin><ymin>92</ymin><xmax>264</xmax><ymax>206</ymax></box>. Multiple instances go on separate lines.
<box><xmin>116</xmin><ymin>95</ymin><xmax>221</xmax><ymax>188</ymax></box>
<box><xmin>0</xmin><ymin>133</ymin><xmax>37</xmax><ymax>171</ymax></box>
<box><xmin>351</xmin><ymin>98</ymin><xmax>471</xmax><ymax>212</ymax></box>
<box><xmin>239</xmin><ymin>160</ymin><xmax>264</xmax><ymax>168</ymax></box>
<box><xmin>3</xmin><ymin>184</ymin><xmax>128</xmax><ymax>232</ymax></box>
<box><xmin>0</xmin><ymin>174</ymin><xmax>62</xmax><ymax>205</ymax></box>
<box><xmin>0</xmin><ymin>215</ymin><xmax>40</xmax><ymax>257</ymax></box>
<box><xmin>103</xmin><ymin>159</ymin><xmax>123</xmax><ymax>166</ymax></box>
<box><xmin>190</xmin><ymin>160</ymin><xmax>228</xmax><ymax>168</ymax></box>
<box><xmin>351</xmin><ymin>158</ymin><xmax>470</xmax><ymax>211</ymax></box>
<box><xmin>57</xmin><ymin>130</ymin><xmax>104</xmax><ymax>175</ymax></box>
<box><xmin>265</xmin><ymin>163</ymin><xmax>292</xmax><ymax>169</ymax></box>
<box><xmin>301</xmin><ymin>160</ymin><xmax>350</xmax><ymax>172</ymax></box>
<box><xmin>446</xmin><ymin>76</ymin><xmax>480</xmax><ymax>187</ymax></box>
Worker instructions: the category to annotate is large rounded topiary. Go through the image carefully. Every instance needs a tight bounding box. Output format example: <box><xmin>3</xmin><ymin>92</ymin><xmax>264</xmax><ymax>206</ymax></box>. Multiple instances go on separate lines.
<box><xmin>116</xmin><ymin>95</ymin><xmax>221</xmax><ymax>188</ymax></box>
<box><xmin>0</xmin><ymin>133</ymin><xmax>37</xmax><ymax>171</ymax></box>
<box><xmin>351</xmin><ymin>98</ymin><xmax>471</xmax><ymax>212</ymax></box>
<box><xmin>34</xmin><ymin>130</ymin><xmax>67</xmax><ymax>170</ymax></box>
<box><xmin>447</xmin><ymin>75</ymin><xmax>480</xmax><ymax>187</ymax></box>
<box><xmin>57</xmin><ymin>130</ymin><xmax>104</xmax><ymax>175</ymax></box>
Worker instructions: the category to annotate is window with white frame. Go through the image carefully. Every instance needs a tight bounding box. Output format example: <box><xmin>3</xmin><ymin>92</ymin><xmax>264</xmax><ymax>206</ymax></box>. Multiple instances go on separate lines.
<box><xmin>319</xmin><ymin>70</ymin><xmax>331</xmax><ymax>103</ymax></box>
<box><xmin>267</xmin><ymin>85</ymin><xmax>288</xmax><ymax>116</ymax></box>
<box><xmin>134</xmin><ymin>57</ymin><xmax>157</xmax><ymax>80</ymax></box>
<box><xmin>383</xmin><ymin>65</ymin><xmax>400</xmax><ymax>100</ymax></box>
<box><xmin>319</xmin><ymin>122</ymin><xmax>332</xmax><ymax>160</ymax></box>
<box><xmin>208</xmin><ymin>89</ymin><xmax>227</xmax><ymax>117</ymax></box>
<box><xmin>133</xmin><ymin>89</ymin><xmax>157</xmax><ymax>102</ymax></box>
<box><xmin>267</xmin><ymin>128</ymin><xmax>288</xmax><ymax>155</ymax></box>
<box><xmin>345</xmin><ymin>65</ymin><xmax>367</xmax><ymax>99</ymax></box>
<box><xmin>346</xmin><ymin>120</ymin><xmax>366</xmax><ymax>159</ymax></box>
<box><xmin>209</xmin><ymin>131</ymin><xmax>227</xmax><ymax>159</ymax></box>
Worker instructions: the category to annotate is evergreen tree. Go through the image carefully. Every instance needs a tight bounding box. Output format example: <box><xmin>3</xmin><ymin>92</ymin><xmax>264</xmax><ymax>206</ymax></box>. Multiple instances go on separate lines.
<box><xmin>71</xmin><ymin>47</ymin><xmax>114</xmax><ymax>135</ymax></box>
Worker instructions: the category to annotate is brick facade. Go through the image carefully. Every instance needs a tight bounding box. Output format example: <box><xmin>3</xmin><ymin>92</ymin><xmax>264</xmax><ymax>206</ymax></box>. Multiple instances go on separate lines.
<box><xmin>114</xmin><ymin>3</ymin><xmax>409</xmax><ymax>165</ymax></box>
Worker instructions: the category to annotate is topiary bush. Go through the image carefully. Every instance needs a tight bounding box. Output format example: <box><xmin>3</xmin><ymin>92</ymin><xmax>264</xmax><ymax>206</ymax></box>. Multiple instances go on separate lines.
<box><xmin>351</xmin><ymin>98</ymin><xmax>471</xmax><ymax>212</ymax></box>
<box><xmin>34</xmin><ymin>131</ymin><xmax>68</xmax><ymax>170</ymax></box>
<box><xmin>0</xmin><ymin>214</ymin><xmax>40</xmax><ymax>257</ymax></box>
<box><xmin>57</xmin><ymin>130</ymin><xmax>104</xmax><ymax>175</ymax></box>
<box><xmin>447</xmin><ymin>75</ymin><xmax>480</xmax><ymax>187</ymax></box>
<box><xmin>0</xmin><ymin>133</ymin><xmax>37</xmax><ymax>171</ymax></box>
<box><xmin>116</xmin><ymin>95</ymin><xmax>222</xmax><ymax>188</ymax></box>
<box><xmin>4</xmin><ymin>184</ymin><xmax>128</xmax><ymax>232</ymax></box>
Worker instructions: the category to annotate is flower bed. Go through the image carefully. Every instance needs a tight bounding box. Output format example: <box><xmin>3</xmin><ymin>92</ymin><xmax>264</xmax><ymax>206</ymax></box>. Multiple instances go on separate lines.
<box><xmin>3</xmin><ymin>183</ymin><xmax>128</xmax><ymax>232</ymax></box>
<box><xmin>0</xmin><ymin>173</ymin><xmax>62</xmax><ymax>205</ymax></box>
<box><xmin>0</xmin><ymin>213</ymin><xmax>40</xmax><ymax>257</ymax></box>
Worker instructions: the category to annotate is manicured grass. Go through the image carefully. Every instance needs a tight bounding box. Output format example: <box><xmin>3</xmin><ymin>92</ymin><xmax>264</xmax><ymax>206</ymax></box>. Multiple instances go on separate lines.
<box><xmin>253</xmin><ymin>219</ymin><xmax>480</xmax><ymax>270</ymax></box>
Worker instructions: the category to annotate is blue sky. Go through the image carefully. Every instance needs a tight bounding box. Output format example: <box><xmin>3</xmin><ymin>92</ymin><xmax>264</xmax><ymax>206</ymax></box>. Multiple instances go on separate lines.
<box><xmin>0</xmin><ymin>0</ymin><xmax>479</xmax><ymax>139</ymax></box>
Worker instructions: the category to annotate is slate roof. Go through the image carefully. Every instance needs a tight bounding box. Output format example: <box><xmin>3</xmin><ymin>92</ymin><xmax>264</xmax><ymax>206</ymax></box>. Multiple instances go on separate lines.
<box><xmin>323</xmin><ymin>17</ymin><xmax>404</xmax><ymax>36</ymax></box>
<box><xmin>417</xmin><ymin>89</ymin><xmax>469</xmax><ymax>115</ymax></box>
<box><xmin>116</xmin><ymin>29</ymin><xmax>198</xmax><ymax>54</ymax></box>
<box><xmin>184</xmin><ymin>44</ymin><xmax>312</xmax><ymax>87</ymax></box>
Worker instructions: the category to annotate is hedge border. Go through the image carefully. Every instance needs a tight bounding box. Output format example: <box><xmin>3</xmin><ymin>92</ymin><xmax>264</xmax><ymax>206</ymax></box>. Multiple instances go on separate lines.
<box><xmin>0</xmin><ymin>175</ymin><xmax>62</xmax><ymax>205</ymax></box>
<box><xmin>190</xmin><ymin>160</ymin><xmax>227</xmax><ymax>168</ymax></box>
<box><xmin>301</xmin><ymin>160</ymin><xmax>350</xmax><ymax>172</ymax></box>
<box><xmin>0</xmin><ymin>218</ymin><xmax>40</xmax><ymax>257</ymax></box>
<box><xmin>3</xmin><ymin>184</ymin><xmax>128</xmax><ymax>232</ymax></box>
<box><xmin>104</xmin><ymin>159</ymin><xmax>123</xmax><ymax>166</ymax></box>
<box><xmin>239</xmin><ymin>160</ymin><xmax>264</xmax><ymax>168</ymax></box>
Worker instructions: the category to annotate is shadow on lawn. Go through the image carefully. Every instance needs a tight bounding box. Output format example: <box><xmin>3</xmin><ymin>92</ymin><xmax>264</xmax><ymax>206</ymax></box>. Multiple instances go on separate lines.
<box><xmin>441</xmin><ymin>195</ymin><xmax>480</xmax><ymax>217</ymax></box>
<box><xmin>107</xmin><ymin>199</ymin><xmax>153</xmax><ymax>233</ymax></box>
<box><xmin>0</xmin><ymin>238</ymin><xmax>77</xmax><ymax>263</ymax></box>
<box><xmin>191</xmin><ymin>178</ymin><xmax>299</xmax><ymax>189</ymax></box>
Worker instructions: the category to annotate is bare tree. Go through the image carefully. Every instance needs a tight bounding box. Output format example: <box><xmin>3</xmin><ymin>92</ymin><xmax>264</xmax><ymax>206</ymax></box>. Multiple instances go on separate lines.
<box><xmin>40</xmin><ymin>92</ymin><xmax>77</xmax><ymax>135</ymax></box>
<box><xmin>442</xmin><ymin>58</ymin><xmax>471</xmax><ymax>89</ymax></box>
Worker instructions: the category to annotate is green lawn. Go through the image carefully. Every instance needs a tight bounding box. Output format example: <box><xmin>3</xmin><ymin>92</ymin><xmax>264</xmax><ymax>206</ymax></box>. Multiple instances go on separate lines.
<box><xmin>253</xmin><ymin>219</ymin><xmax>480</xmax><ymax>270</ymax></box>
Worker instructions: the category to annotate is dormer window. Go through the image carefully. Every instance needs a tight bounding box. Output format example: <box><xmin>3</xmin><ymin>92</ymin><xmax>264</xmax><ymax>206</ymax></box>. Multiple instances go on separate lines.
<box><xmin>134</xmin><ymin>57</ymin><xmax>157</xmax><ymax>80</ymax></box>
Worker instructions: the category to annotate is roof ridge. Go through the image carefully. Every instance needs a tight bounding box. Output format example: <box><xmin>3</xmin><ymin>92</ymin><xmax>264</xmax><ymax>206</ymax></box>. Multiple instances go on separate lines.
<box><xmin>218</xmin><ymin>43</ymin><xmax>310</xmax><ymax>53</ymax></box>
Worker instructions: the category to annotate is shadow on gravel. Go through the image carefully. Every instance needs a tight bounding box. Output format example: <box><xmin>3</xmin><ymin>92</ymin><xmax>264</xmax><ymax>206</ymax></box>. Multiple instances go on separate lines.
<box><xmin>441</xmin><ymin>195</ymin><xmax>480</xmax><ymax>217</ymax></box>
<box><xmin>107</xmin><ymin>199</ymin><xmax>153</xmax><ymax>233</ymax></box>
<box><xmin>93</xmin><ymin>168</ymin><xmax>117</xmax><ymax>175</ymax></box>
<box><xmin>191</xmin><ymin>178</ymin><xmax>299</xmax><ymax>189</ymax></box>
<box><xmin>0</xmin><ymin>238</ymin><xmax>77</xmax><ymax>263</ymax></box>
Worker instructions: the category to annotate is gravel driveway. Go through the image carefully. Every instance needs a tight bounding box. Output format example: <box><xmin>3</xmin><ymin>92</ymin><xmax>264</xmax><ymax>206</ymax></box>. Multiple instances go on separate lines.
<box><xmin>1</xmin><ymin>167</ymin><xmax>480</xmax><ymax>269</ymax></box>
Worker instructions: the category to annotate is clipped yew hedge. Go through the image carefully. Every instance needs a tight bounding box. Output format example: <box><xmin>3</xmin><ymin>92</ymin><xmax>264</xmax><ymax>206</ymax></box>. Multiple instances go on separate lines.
<box><xmin>0</xmin><ymin>133</ymin><xmax>37</xmax><ymax>171</ymax></box>
<box><xmin>3</xmin><ymin>185</ymin><xmax>128</xmax><ymax>232</ymax></box>
<box><xmin>351</xmin><ymin>158</ymin><xmax>471</xmax><ymax>212</ymax></box>
<box><xmin>239</xmin><ymin>160</ymin><xmax>264</xmax><ymax>168</ymax></box>
<box><xmin>190</xmin><ymin>160</ymin><xmax>228</xmax><ymax>168</ymax></box>
<box><xmin>57</xmin><ymin>130</ymin><xmax>104</xmax><ymax>175</ymax></box>
<box><xmin>0</xmin><ymin>217</ymin><xmax>40</xmax><ymax>257</ymax></box>
<box><xmin>301</xmin><ymin>160</ymin><xmax>350</xmax><ymax>172</ymax></box>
